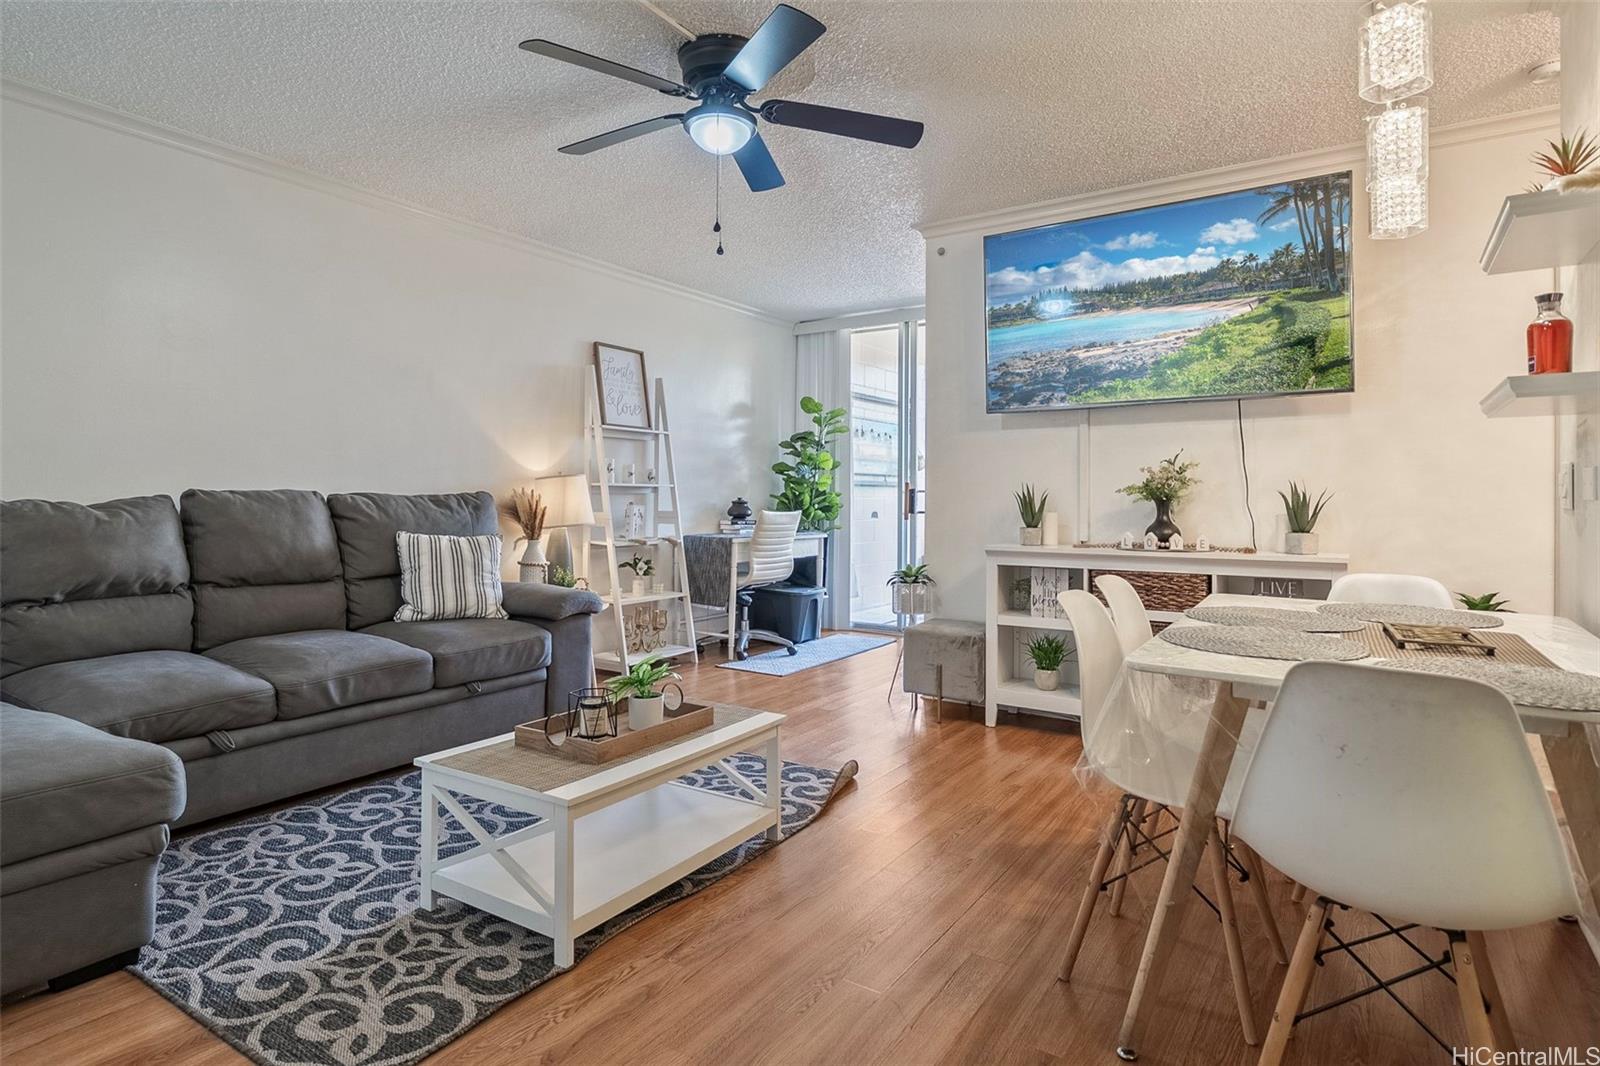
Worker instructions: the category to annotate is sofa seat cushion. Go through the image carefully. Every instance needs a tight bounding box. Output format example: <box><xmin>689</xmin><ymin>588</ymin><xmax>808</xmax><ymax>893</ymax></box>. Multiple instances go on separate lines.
<box><xmin>0</xmin><ymin>703</ymin><xmax>186</xmax><ymax>866</ymax></box>
<box><xmin>362</xmin><ymin>619</ymin><xmax>552</xmax><ymax>688</ymax></box>
<box><xmin>0</xmin><ymin>651</ymin><xmax>277</xmax><ymax>744</ymax></box>
<box><xmin>205</xmin><ymin>630</ymin><xmax>434</xmax><ymax>720</ymax></box>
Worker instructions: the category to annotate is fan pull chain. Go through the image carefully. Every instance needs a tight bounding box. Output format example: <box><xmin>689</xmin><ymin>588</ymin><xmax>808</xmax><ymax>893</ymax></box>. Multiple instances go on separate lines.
<box><xmin>714</xmin><ymin>153</ymin><xmax>725</xmax><ymax>256</ymax></box>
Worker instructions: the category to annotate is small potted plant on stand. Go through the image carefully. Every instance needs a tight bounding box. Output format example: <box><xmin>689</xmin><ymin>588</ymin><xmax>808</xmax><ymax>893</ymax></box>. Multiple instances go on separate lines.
<box><xmin>619</xmin><ymin>554</ymin><xmax>654</xmax><ymax>596</ymax></box>
<box><xmin>1278</xmin><ymin>482</ymin><xmax>1332</xmax><ymax>555</ymax></box>
<box><xmin>605</xmin><ymin>654</ymin><xmax>683</xmax><ymax>731</ymax></box>
<box><xmin>1026</xmin><ymin>635</ymin><xmax>1067</xmax><ymax>691</ymax></box>
<box><xmin>1015</xmin><ymin>484</ymin><xmax>1049</xmax><ymax>545</ymax></box>
<box><xmin>1118</xmin><ymin>451</ymin><xmax>1198</xmax><ymax>548</ymax></box>
<box><xmin>887</xmin><ymin>563</ymin><xmax>934</xmax><ymax>615</ymax></box>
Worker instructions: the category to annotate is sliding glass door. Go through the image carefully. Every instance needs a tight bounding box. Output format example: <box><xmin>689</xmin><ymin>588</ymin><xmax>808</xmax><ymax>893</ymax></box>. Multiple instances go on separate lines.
<box><xmin>848</xmin><ymin>319</ymin><xmax>926</xmax><ymax>629</ymax></box>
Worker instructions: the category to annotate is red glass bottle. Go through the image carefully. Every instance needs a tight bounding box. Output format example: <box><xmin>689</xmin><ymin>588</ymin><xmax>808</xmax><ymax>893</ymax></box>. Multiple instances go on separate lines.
<box><xmin>1526</xmin><ymin>292</ymin><xmax>1572</xmax><ymax>374</ymax></box>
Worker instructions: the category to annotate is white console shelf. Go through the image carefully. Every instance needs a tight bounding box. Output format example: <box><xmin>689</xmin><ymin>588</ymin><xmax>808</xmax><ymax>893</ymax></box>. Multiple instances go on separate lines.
<box><xmin>983</xmin><ymin>544</ymin><xmax>1349</xmax><ymax>727</ymax></box>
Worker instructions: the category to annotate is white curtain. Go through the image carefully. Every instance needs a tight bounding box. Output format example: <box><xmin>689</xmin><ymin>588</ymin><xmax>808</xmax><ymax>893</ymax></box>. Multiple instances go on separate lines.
<box><xmin>795</xmin><ymin>329</ymin><xmax>852</xmax><ymax>628</ymax></box>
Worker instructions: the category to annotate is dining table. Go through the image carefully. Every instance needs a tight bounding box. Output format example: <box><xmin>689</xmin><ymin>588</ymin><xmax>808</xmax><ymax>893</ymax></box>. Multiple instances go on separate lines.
<box><xmin>1100</xmin><ymin>592</ymin><xmax>1600</xmax><ymax>1062</ymax></box>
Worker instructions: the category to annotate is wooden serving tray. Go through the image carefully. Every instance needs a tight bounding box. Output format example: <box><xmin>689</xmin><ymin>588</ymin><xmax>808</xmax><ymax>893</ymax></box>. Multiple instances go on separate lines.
<box><xmin>1381</xmin><ymin>622</ymin><xmax>1497</xmax><ymax>656</ymax></box>
<box><xmin>514</xmin><ymin>700</ymin><xmax>715</xmax><ymax>764</ymax></box>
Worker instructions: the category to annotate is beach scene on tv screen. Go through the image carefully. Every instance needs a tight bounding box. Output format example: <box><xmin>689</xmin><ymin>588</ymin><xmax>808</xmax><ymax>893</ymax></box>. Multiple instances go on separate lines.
<box><xmin>984</xmin><ymin>172</ymin><xmax>1353</xmax><ymax>411</ymax></box>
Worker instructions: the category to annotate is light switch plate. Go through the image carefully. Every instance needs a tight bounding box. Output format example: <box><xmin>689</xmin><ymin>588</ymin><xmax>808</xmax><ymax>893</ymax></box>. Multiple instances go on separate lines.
<box><xmin>1582</xmin><ymin>464</ymin><xmax>1600</xmax><ymax>503</ymax></box>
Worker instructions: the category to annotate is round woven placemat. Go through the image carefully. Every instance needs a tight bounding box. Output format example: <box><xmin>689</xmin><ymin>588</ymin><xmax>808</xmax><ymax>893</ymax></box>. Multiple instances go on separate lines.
<box><xmin>1370</xmin><ymin>658</ymin><xmax>1600</xmax><ymax>713</ymax></box>
<box><xmin>1159</xmin><ymin>625</ymin><xmax>1370</xmax><ymax>662</ymax></box>
<box><xmin>1316</xmin><ymin>602</ymin><xmax>1505</xmax><ymax>629</ymax></box>
<box><xmin>1185</xmin><ymin>605</ymin><xmax>1366</xmax><ymax>632</ymax></box>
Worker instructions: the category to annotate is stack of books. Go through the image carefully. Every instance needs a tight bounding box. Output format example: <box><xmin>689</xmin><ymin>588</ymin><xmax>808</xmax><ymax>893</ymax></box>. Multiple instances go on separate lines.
<box><xmin>718</xmin><ymin>518</ymin><xmax>756</xmax><ymax>534</ymax></box>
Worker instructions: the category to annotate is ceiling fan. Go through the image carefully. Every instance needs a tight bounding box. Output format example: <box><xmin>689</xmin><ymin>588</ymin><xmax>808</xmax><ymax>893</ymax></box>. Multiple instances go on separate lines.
<box><xmin>518</xmin><ymin>3</ymin><xmax>924</xmax><ymax>194</ymax></box>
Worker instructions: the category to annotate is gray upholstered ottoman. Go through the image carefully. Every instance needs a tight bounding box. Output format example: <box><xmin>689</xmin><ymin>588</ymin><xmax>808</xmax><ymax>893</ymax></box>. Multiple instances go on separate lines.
<box><xmin>901</xmin><ymin>619</ymin><xmax>985</xmax><ymax>720</ymax></box>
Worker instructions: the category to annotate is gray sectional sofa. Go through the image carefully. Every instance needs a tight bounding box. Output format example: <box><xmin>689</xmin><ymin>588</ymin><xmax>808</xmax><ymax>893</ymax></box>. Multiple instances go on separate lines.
<box><xmin>0</xmin><ymin>488</ymin><xmax>601</xmax><ymax>996</ymax></box>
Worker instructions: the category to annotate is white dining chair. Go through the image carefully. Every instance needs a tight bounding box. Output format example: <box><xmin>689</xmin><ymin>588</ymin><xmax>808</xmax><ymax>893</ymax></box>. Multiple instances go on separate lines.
<box><xmin>1231</xmin><ymin>661</ymin><xmax>1581</xmax><ymax>1063</ymax></box>
<box><xmin>1056</xmin><ymin>589</ymin><xmax>1285</xmax><ymax>1046</ymax></box>
<box><xmin>1327</xmin><ymin>572</ymin><xmax>1452</xmax><ymax>608</ymax></box>
<box><xmin>734</xmin><ymin>510</ymin><xmax>802</xmax><ymax>659</ymax></box>
<box><xmin>1095</xmin><ymin>574</ymin><xmax>1154</xmax><ymax>654</ymax></box>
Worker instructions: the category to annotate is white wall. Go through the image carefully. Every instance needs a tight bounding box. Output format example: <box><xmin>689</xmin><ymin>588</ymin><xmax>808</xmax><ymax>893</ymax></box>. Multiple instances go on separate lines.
<box><xmin>0</xmin><ymin>90</ymin><xmax>794</xmax><ymax>557</ymax></box>
<box><xmin>923</xmin><ymin>114</ymin><xmax>1559</xmax><ymax>620</ymax></box>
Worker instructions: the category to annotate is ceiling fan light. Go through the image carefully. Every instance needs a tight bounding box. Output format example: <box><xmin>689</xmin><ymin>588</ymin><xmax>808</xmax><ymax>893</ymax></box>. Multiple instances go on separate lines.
<box><xmin>685</xmin><ymin>105</ymin><xmax>755</xmax><ymax>156</ymax></box>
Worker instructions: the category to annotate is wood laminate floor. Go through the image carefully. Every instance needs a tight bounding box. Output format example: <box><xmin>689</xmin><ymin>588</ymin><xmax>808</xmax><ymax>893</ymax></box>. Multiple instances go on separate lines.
<box><xmin>3</xmin><ymin>636</ymin><xmax>1596</xmax><ymax>1065</ymax></box>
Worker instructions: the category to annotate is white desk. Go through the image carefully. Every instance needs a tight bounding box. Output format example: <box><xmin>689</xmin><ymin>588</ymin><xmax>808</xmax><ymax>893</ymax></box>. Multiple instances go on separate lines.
<box><xmin>692</xmin><ymin>531</ymin><xmax>828</xmax><ymax>655</ymax></box>
<box><xmin>1105</xmin><ymin>593</ymin><xmax>1600</xmax><ymax>1060</ymax></box>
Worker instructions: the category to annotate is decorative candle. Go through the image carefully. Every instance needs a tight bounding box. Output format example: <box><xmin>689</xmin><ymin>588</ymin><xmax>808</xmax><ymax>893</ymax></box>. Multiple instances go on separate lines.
<box><xmin>1042</xmin><ymin>511</ymin><xmax>1061</xmax><ymax>546</ymax></box>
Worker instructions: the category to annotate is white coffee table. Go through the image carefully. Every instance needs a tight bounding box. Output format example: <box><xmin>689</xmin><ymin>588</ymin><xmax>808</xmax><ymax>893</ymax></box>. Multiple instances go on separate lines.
<box><xmin>414</xmin><ymin>706</ymin><xmax>784</xmax><ymax>967</ymax></box>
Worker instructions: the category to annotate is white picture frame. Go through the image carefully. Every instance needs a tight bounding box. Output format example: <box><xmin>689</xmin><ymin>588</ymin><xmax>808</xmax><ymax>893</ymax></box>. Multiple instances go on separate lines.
<box><xmin>594</xmin><ymin>342</ymin><xmax>651</xmax><ymax>428</ymax></box>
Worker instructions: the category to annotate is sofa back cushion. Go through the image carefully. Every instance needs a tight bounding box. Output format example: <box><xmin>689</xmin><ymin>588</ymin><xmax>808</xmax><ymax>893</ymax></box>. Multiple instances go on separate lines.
<box><xmin>327</xmin><ymin>491</ymin><xmax>499</xmax><ymax>630</ymax></box>
<box><xmin>0</xmin><ymin>496</ymin><xmax>194</xmax><ymax>677</ymax></box>
<box><xmin>180</xmin><ymin>489</ymin><xmax>347</xmax><ymax>650</ymax></box>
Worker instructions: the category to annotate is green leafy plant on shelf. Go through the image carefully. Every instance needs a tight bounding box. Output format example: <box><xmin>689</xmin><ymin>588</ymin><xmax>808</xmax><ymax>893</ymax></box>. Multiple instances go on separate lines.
<box><xmin>772</xmin><ymin>396</ymin><xmax>847</xmax><ymax>532</ymax></box>
<box><xmin>1278</xmin><ymin>481</ymin><xmax>1333</xmax><ymax>533</ymax></box>
<box><xmin>619</xmin><ymin>554</ymin><xmax>655</xmax><ymax>577</ymax></box>
<box><xmin>886</xmin><ymin>563</ymin><xmax>935</xmax><ymax>586</ymax></box>
<box><xmin>1025</xmin><ymin>634</ymin><xmax>1068</xmax><ymax>672</ymax></box>
<box><xmin>1014</xmin><ymin>484</ymin><xmax>1049</xmax><ymax>528</ymax></box>
<box><xmin>547</xmin><ymin>564</ymin><xmax>577</xmax><ymax>589</ymax></box>
<box><xmin>1456</xmin><ymin>592</ymin><xmax>1512</xmax><ymax>613</ymax></box>
<box><xmin>604</xmin><ymin>654</ymin><xmax>682</xmax><ymax>701</ymax></box>
<box><xmin>1118</xmin><ymin>450</ymin><xmax>1200</xmax><ymax>505</ymax></box>
<box><xmin>1528</xmin><ymin>128</ymin><xmax>1598</xmax><ymax>192</ymax></box>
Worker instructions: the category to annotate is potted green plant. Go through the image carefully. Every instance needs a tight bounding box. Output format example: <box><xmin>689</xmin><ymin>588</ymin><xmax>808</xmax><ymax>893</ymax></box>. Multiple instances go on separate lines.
<box><xmin>1118</xmin><ymin>451</ymin><xmax>1199</xmax><ymax>547</ymax></box>
<box><xmin>604</xmin><ymin>654</ymin><xmax>683</xmax><ymax>731</ymax></box>
<box><xmin>886</xmin><ymin>563</ymin><xmax>934</xmax><ymax>615</ymax></box>
<box><xmin>1456</xmin><ymin>592</ymin><xmax>1512</xmax><ymax>612</ymax></box>
<box><xmin>1015</xmin><ymin>484</ymin><xmax>1049</xmax><ymax>545</ymax></box>
<box><xmin>1026</xmin><ymin>634</ymin><xmax>1067</xmax><ymax>691</ymax></box>
<box><xmin>547</xmin><ymin>564</ymin><xmax>577</xmax><ymax>589</ymax></box>
<box><xmin>772</xmin><ymin>396</ymin><xmax>847</xmax><ymax>532</ymax></box>
<box><xmin>619</xmin><ymin>554</ymin><xmax>654</xmax><ymax>596</ymax></box>
<box><xmin>1278</xmin><ymin>481</ymin><xmax>1332</xmax><ymax>555</ymax></box>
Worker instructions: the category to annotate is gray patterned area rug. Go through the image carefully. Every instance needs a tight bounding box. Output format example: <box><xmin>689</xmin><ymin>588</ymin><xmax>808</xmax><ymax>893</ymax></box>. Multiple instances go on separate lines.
<box><xmin>134</xmin><ymin>755</ymin><xmax>855</xmax><ymax>1066</ymax></box>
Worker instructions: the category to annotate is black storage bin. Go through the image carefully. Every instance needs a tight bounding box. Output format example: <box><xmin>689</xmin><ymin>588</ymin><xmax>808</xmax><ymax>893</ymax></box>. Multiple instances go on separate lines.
<box><xmin>749</xmin><ymin>583</ymin><xmax>825</xmax><ymax>645</ymax></box>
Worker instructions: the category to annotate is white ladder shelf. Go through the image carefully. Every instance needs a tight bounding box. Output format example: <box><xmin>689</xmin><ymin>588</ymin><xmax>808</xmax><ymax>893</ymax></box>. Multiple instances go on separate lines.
<box><xmin>584</xmin><ymin>371</ymin><xmax>698</xmax><ymax>674</ymax></box>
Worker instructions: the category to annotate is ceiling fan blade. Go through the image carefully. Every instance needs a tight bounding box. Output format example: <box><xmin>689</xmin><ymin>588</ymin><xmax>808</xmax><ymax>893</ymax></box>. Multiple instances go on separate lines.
<box><xmin>760</xmin><ymin>99</ymin><xmax>923</xmax><ymax>148</ymax></box>
<box><xmin>733</xmin><ymin>133</ymin><xmax>785</xmax><ymax>191</ymax></box>
<box><xmin>519</xmin><ymin>39</ymin><xmax>690</xmax><ymax>96</ymax></box>
<box><xmin>722</xmin><ymin>4</ymin><xmax>826</xmax><ymax>94</ymax></box>
<box><xmin>559</xmin><ymin>115</ymin><xmax>685</xmax><ymax>155</ymax></box>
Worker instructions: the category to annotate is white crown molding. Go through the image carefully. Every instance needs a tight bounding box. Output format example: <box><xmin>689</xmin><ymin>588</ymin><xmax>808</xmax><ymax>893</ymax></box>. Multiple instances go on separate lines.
<box><xmin>1</xmin><ymin>79</ymin><xmax>792</xmax><ymax>327</ymax></box>
<box><xmin>918</xmin><ymin>106</ymin><xmax>1559</xmax><ymax>240</ymax></box>
<box><xmin>794</xmin><ymin>305</ymin><xmax>925</xmax><ymax>335</ymax></box>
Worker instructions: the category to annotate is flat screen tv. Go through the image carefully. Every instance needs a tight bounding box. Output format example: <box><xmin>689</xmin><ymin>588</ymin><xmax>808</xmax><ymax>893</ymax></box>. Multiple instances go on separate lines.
<box><xmin>983</xmin><ymin>171</ymin><xmax>1354</xmax><ymax>413</ymax></box>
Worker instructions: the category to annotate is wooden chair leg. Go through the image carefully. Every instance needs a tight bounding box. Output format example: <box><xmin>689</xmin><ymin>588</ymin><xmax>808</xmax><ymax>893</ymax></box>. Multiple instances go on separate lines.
<box><xmin>1260</xmin><ymin>897</ymin><xmax>1331</xmax><ymax>1066</ymax></box>
<box><xmin>1059</xmin><ymin>797</ymin><xmax>1128</xmax><ymax>983</ymax></box>
<box><xmin>1465</xmin><ymin>930</ymin><xmax>1516</xmax><ymax>1051</ymax></box>
<box><xmin>1451</xmin><ymin>931</ymin><xmax>1505</xmax><ymax>1054</ymax></box>
<box><xmin>1108</xmin><ymin>798</ymin><xmax>1147</xmax><ymax>917</ymax></box>
<box><xmin>1206</xmin><ymin>828</ymin><xmax>1259</xmax><ymax>1045</ymax></box>
<box><xmin>1290</xmin><ymin>880</ymin><xmax>1307</xmax><ymax>903</ymax></box>
<box><xmin>1234</xmin><ymin>839</ymin><xmax>1289</xmax><ymax>965</ymax></box>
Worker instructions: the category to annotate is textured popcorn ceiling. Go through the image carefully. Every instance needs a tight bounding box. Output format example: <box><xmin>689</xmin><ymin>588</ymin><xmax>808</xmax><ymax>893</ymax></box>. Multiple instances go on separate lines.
<box><xmin>0</xmin><ymin>1</ymin><xmax>1559</xmax><ymax>321</ymax></box>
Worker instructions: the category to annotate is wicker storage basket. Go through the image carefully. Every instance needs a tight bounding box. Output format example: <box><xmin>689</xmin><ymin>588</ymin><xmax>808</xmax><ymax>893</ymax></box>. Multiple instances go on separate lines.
<box><xmin>1090</xmin><ymin>569</ymin><xmax>1212</xmax><ymax>614</ymax></box>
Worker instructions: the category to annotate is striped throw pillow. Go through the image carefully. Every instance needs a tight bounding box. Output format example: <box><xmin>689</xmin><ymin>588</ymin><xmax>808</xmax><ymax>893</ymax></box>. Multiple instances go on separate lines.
<box><xmin>394</xmin><ymin>531</ymin><xmax>509</xmax><ymax>622</ymax></box>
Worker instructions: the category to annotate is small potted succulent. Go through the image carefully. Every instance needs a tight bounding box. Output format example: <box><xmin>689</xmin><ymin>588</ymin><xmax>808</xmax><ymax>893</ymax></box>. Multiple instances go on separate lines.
<box><xmin>1456</xmin><ymin>592</ymin><xmax>1512</xmax><ymax>612</ymax></box>
<box><xmin>604</xmin><ymin>653</ymin><xmax>683</xmax><ymax>731</ymax></box>
<box><xmin>1026</xmin><ymin>634</ymin><xmax>1067</xmax><ymax>692</ymax></box>
<box><xmin>886</xmin><ymin>563</ymin><xmax>934</xmax><ymax>615</ymax></box>
<box><xmin>1118</xmin><ymin>451</ymin><xmax>1199</xmax><ymax>547</ymax></box>
<box><xmin>619</xmin><ymin>554</ymin><xmax>654</xmax><ymax>596</ymax></box>
<box><xmin>1278</xmin><ymin>481</ymin><xmax>1333</xmax><ymax>555</ymax></box>
<box><xmin>1015</xmin><ymin>484</ymin><xmax>1049</xmax><ymax>545</ymax></box>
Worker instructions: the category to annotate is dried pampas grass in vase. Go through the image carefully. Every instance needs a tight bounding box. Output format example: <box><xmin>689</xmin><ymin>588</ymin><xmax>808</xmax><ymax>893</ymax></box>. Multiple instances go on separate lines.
<box><xmin>501</xmin><ymin>487</ymin><xmax>549</xmax><ymax>580</ymax></box>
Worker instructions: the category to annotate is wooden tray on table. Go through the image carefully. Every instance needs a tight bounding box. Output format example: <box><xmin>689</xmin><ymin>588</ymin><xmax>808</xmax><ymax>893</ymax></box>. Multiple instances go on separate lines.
<box><xmin>514</xmin><ymin>700</ymin><xmax>715</xmax><ymax>764</ymax></box>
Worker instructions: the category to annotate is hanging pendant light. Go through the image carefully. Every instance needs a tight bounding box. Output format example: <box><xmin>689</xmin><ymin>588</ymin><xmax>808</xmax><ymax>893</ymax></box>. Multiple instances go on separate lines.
<box><xmin>1360</xmin><ymin>0</ymin><xmax>1431</xmax><ymax>238</ymax></box>
<box><xmin>1359</xmin><ymin>0</ymin><xmax>1433</xmax><ymax>103</ymax></box>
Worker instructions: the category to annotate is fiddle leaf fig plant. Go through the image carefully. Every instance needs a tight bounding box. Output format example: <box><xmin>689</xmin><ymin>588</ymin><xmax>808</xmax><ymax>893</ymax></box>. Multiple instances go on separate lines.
<box><xmin>772</xmin><ymin>395</ymin><xmax>847</xmax><ymax>532</ymax></box>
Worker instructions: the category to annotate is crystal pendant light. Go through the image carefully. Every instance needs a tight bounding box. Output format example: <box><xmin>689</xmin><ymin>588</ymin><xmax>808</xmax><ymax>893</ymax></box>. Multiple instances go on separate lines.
<box><xmin>1359</xmin><ymin>0</ymin><xmax>1433</xmax><ymax>104</ymax></box>
<box><xmin>1366</xmin><ymin>99</ymin><xmax>1429</xmax><ymax>239</ymax></box>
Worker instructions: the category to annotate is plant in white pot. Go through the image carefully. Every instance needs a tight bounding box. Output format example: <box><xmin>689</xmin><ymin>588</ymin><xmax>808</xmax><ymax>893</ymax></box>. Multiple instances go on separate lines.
<box><xmin>886</xmin><ymin>563</ymin><xmax>934</xmax><ymax>616</ymax></box>
<box><xmin>605</xmin><ymin>654</ymin><xmax>682</xmax><ymax>731</ymax></box>
<box><xmin>1026</xmin><ymin>634</ymin><xmax>1068</xmax><ymax>692</ymax></box>
<box><xmin>500</xmin><ymin>487</ymin><xmax>549</xmax><ymax>582</ymax></box>
<box><xmin>619</xmin><ymin>554</ymin><xmax>654</xmax><ymax>596</ymax></box>
<box><xmin>1278</xmin><ymin>482</ymin><xmax>1332</xmax><ymax>555</ymax></box>
<box><xmin>1014</xmin><ymin>484</ymin><xmax>1049</xmax><ymax>546</ymax></box>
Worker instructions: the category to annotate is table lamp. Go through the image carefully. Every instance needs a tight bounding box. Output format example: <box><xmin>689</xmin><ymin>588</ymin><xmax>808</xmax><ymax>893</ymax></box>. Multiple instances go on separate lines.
<box><xmin>535</xmin><ymin>473</ymin><xmax>596</xmax><ymax>581</ymax></box>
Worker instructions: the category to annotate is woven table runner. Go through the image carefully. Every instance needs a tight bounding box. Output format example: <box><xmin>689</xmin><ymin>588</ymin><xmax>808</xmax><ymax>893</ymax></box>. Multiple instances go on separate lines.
<box><xmin>433</xmin><ymin>704</ymin><xmax>765</xmax><ymax>793</ymax></box>
<box><xmin>1339</xmin><ymin>624</ymin><xmax>1555</xmax><ymax>667</ymax></box>
<box><xmin>1367</xmin><ymin>658</ymin><xmax>1600</xmax><ymax>712</ymax></box>
<box><xmin>1318</xmin><ymin>602</ymin><xmax>1505</xmax><ymax>629</ymax></box>
<box><xmin>1159</xmin><ymin>625</ymin><xmax>1369</xmax><ymax>662</ymax></box>
<box><xmin>1185</xmin><ymin>605</ymin><xmax>1365</xmax><ymax>632</ymax></box>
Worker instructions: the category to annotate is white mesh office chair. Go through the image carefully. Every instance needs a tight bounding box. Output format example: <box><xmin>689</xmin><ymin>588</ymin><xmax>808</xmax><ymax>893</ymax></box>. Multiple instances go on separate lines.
<box><xmin>1232</xmin><ymin>662</ymin><xmax>1580</xmax><ymax>1063</ymax></box>
<box><xmin>1095</xmin><ymin>574</ymin><xmax>1154</xmax><ymax>654</ymax></box>
<box><xmin>734</xmin><ymin>510</ymin><xmax>803</xmax><ymax>660</ymax></box>
<box><xmin>1328</xmin><ymin>572</ymin><xmax>1452</xmax><ymax>608</ymax></box>
<box><xmin>1056</xmin><ymin>590</ymin><xmax>1286</xmax><ymax>1046</ymax></box>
